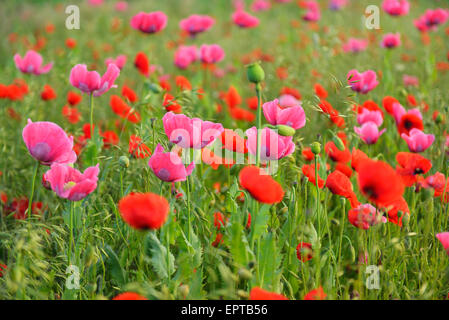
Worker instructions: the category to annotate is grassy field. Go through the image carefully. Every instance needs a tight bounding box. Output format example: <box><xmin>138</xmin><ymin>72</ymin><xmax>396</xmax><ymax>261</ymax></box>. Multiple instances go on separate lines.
<box><xmin>0</xmin><ymin>0</ymin><xmax>448</xmax><ymax>300</ymax></box>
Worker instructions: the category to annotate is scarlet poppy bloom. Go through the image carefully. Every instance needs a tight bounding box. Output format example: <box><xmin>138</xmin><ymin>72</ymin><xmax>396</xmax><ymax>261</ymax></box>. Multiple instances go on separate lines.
<box><xmin>40</xmin><ymin>84</ymin><xmax>56</xmax><ymax>101</ymax></box>
<box><xmin>381</xmin><ymin>196</ymin><xmax>409</xmax><ymax>226</ymax></box>
<box><xmin>335</xmin><ymin>162</ymin><xmax>353</xmax><ymax>178</ymax></box>
<box><xmin>296</xmin><ymin>242</ymin><xmax>313</xmax><ymax>262</ymax></box>
<box><xmin>4</xmin><ymin>197</ymin><xmax>44</xmax><ymax>220</ymax></box>
<box><xmin>397</xmin><ymin>113</ymin><xmax>424</xmax><ymax>136</ymax></box>
<box><xmin>314</xmin><ymin>83</ymin><xmax>328</xmax><ymax>99</ymax></box>
<box><xmin>246</xmin><ymin>96</ymin><xmax>259</xmax><ymax>110</ymax></box>
<box><xmin>113</xmin><ymin>292</ymin><xmax>148</xmax><ymax>300</ymax></box>
<box><xmin>175</xmin><ymin>75</ymin><xmax>192</xmax><ymax>91</ymax></box>
<box><xmin>134</xmin><ymin>52</ymin><xmax>150</xmax><ymax>76</ymax></box>
<box><xmin>212</xmin><ymin>233</ymin><xmax>223</xmax><ymax>247</ymax></box>
<box><xmin>220</xmin><ymin>129</ymin><xmax>248</xmax><ymax>153</ymax></box>
<box><xmin>118</xmin><ymin>192</ymin><xmax>169</xmax><ymax>230</ymax></box>
<box><xmin>239</xmin><ymin>166</ymin><xmax>284</xmax><ymax>204</ymax></box>
<box><xmin>121</xmin><ymin>85</ymin><xmax>138</xmax><ymax>103</ymax></box>
<box><xmin>223</xmin><ymin>86</ymin><xmax>241</xmax><ymax>109</ymax></box>
<box><xmin>326</xmin><ymin>170</ymin><xmax>359</xmax><ymax>207</ymax></box>
<box><xmin>229</xmin><ymin>107</ymin><xmax>255</xmax><ymax>122</ymax></box>
<box><xmin>213</xmin><ymin>212</ymin><xmax>228</xmax><ymax>230</ymax></box>
<box><xmin>302</xmin><ymin>147</ymin><xmax>314</xmax><ymax>162</ymax></box>
<box><xmin>382</xmin><ymin>96</ymin><xmax>399</xmax><ymax>115</ymax></box>
<box><xmin>128</xmin><ymin>135</ymin><xmax>152</xmax><ymax>158</ymax></box>
<box><xmin>163</xmin><ymin>93</ymin><xmax>182</xmax><ymax>113</ymax></box>
<box><xmin>357</xmin><ymin>159</ymin><xmax>404</xmax><ymax>206</ymax></box>
<box><xmin>67</xmin><ymin>91</ymin><xmax>82</xmax><ymax>106</ymax></box>
<box><xmin>65</xmin><ymin>38</ymin><xmax>77</xmax><ymax>49</ymax></box>
<box><xmin>351</xmin><ymin>148</ymin><xmax>369</xmax><ymax>171</ymax></box>
<box><xmin>396</xmin><ymin>152</ymin><xmax>432</xmax><ymax>187</ymax></box>
<box><xmin>302</xmin><ymin>164</ymin><xmax>325</xmax><ymax>188</ymax></box>
<box><xmin>102</xmin><ymin>131</ymin><xmax>119</xmax><ymax>148</ymax></box>
<box><xmin>249</xmin><ymin>287</ymin><xmax>288</xmax><ymax>300</ymax></box>
<box><xmin>62</xmin><ymin>105</ymin><xmax>81</xmax><ymax>124</ymax></box>
<box><xmin>0</xmin><ymin>263</ymin><xmax>6</xmax><ymax>277</ymax></box>
<box><xmin>325</xmin><ymin>141</ymin><xmax>350</xmax><ymax>163</ymax></box>
<box><xmin>348</xmin><ymin>203</ymin><xmax>383</xmax><ymax>229</ymax></box>
<box><xmin>303</xmin><ymin>287</ymin><xmax>326</xmax><ymax>300</ymax></box>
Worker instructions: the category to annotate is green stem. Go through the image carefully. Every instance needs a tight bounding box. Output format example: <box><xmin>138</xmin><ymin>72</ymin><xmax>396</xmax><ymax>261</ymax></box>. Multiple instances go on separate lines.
<box><xmin>314</xmin><ymin>154</ymin><xmax>321</xmax><ymax>286</ymax></box>
<box><xmin>255</xmin><ymin>83</ymin><xmax>262</xmax><ymax>167</ymax></box>
<box><xmin>89</xmin><ymin>93</ymin><xmax>94</xmax><ymax>135</ymax></box>
<box><xmin>186</xmin><ymin>176</ymin><xmax>191</xmax><ymax>244</ymax></box>
<box><xmin>28</xmin><ymin>161</ymin><xmax>40</xmax><ymax>219</ymax></box>
<box><xmin>69</xmin><ymin>201</ymin><xmax>74</xmax><ymax>265</ymax></box>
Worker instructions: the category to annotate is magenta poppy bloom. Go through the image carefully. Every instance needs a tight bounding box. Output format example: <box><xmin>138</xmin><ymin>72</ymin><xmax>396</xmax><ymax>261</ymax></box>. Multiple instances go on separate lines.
<box><xmin>246</xmin><ymin>127</ymin><xmax>295</xmax><ymax>161</ymax></box>
<box><xmin>114</xmin><ymin>1</ymin><xmax>128</xmax><ymax>11</ymax></box>
<box><xmin>200</xmin><ymin>44</ymin><xmax>225</xmax><ymax>64</ymax></box>
<box><xmin>130</xmin><ymin>11</ymin><xmax>167</xmax><ymax>34</ymax></box>
<box><xmin>354</xmin><ymin>122</ymin><xmax>386</xmax><ymax>145</ymax></box>
<box><xmin>232</xmin><ymin>10</ymin><xmax>259</xmax><ymax>28</ymax></box>
<box><xmin>179</xmin><ymin>14</ymin><xmax>215</xmax><ymax>36</ymax></box>
<box><xmin>174</xmin><ymin>45</ymin><xmax>198</xmax><ymax>69</ymax></box>
<box><xmin>262</xmin><ymin>99</ymin><xmax>306</xmax><ymax>130</ymax></box>
<box><xmin>69</xmin><ymin>64</ymin><xmax>120</xmax><ymax>96</ymax></box>
<box><xmin>342</xmin><ymin>38</ymin><xmax>368</xmax><ymax>53</ymax></box>
<box><xmin>148</xmin><ymin>144</ymin><xmax>195</xmax><ymax>183</ymax></box>
<box><xmin>22</xmin><ymin>119</ymin><xmax>77</xmax><ymax>166</ymax></box>
<box><xmin>381</xmin><ymin>33</ymin><xmax>401</xmax><ymax>49</ymax></box>
<box><xmin>382</xmin><ymin>0</ymin><xmax>409</xmax><ymax>17</ymax></box>
<box><xmin>329</xmin><ymin>0</ymin><xmax>348</xmax><ymax>11</ymax></box>
<box><xmin>414</xmin><ymin>9</ymin><xmax>449</xmax><ymax>32</ymax></box>
<box><xmin>162</xmin><ymin>112</ymin><xmax>224</xmax><ymax>149</ymax></box>
<box><xmin>14</xmin><ymin>50</ymin><xmax>53</xmax><ymax>75</ymax></box>
<box><xmin>401</xmin><ymin>128</ymin><xmax>435</xmax><ymax>153</ymax></box>
<box><xmin>302</xmin><ymin>0</ymin><xmax>321</xmax><ymax>22</ymax></box>
<box><xmin>44</xmin><ymin>163</ymin><xmax>99</xmax><ymax>201</ymax></box>
<box><xmin>347</xmin><ymin>69</ymin><xmax>379</xmax><ymax>94</ymax></box>
<box><xmin>357</xmin><ymin>109</ymin><xmax>383</xmax><ymax>127</ymax></box>
<box><xmin>436</xmin><ymin>232</ymin><xmax>449</xmax><ymax>256</ymax></box>
<box><xmin>403</xmin><ymin>75</ymin><xmax>419</xmax><ymax>87</ymax></box>
<box><xmin>278</xmin><ymin>94</ymin><xmax>301</xmax><ymax>108</ymax></box>
<box><xmin>251</xmin><ymin>0</ymin><xmax>271</xmax><ymax>12</ymax></box>
<box><xmin>105</xmin><ymin>55</ymin><xmax>127</xmax><ymax>70</ymax></box>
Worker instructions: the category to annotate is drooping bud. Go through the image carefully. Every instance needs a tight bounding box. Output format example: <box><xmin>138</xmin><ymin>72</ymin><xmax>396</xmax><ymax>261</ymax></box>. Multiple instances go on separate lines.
<box><xmin>119</xmin><ymin>156</ymin><xmax>130</xmax><ymax>168</ymax></box>
<box><xmin>246</xmin><ymin>62</ymin><xmax>265</xmax><ymax>84</ymax></box>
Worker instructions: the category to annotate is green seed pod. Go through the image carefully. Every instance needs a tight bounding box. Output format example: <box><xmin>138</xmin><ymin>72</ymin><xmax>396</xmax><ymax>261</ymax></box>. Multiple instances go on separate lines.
<box><xmin>435</xmin><ymin>113</ymin><xmax>444</xmax><ymax>124</ymax></box>
<box><xmin>276</xmin><ymin>124</ymin><xmax>296</xmax><ymax>137</ymax></box>
<box><xmin>246</xmin><ymin>62</ymin><xmax>265</xmax><ymax>84</ymax></box>
<box><xmin>119</xmin><ymin>156</ymin><xmax>130</xmax><ymax>168</ymax></box>
<box><xmin>238</xmin><ymin>268</ymin><xmax>253</xmax><ymax>281</ymax></box>
<box><xmin>311</xmin><ymin>142</ymin><xmax>321</xmax><ymax>155</ymax></box>
<box><xmin>333</xmin><ymin>136</ymin><xmax>345</xmax><ymax>151</ymax></box>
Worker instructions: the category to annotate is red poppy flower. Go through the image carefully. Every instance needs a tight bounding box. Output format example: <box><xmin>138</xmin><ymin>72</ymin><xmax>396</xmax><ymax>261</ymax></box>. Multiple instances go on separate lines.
<box><xmin>239</xmin><ymin>166</ymin><xmax>284</xmax><ymax>204</ymax></box>
<box><xmin>381</xmin><ymin>197</ymin><xmax>409</xmax><ymax>227</ymax></box>
<box><xmin>382</xmin><ymin>96</ymin><xmax>399</xmax><ymax>115</ymax></box>
<box><xmin>213</xmin><ymin>212</ymin><xmax>227</xmax><ymax>230</ymax></box>
<box><xmin>5</xmin><ymin>197</ymin><xmax>44</xmax><ymax>220</ymax></box>
<box><xmin>325</xmin><ymin>141</ymin><xmax>350</xmax><ymax>163</ymax></box>
<box><xmin>348</xmin><ymin>204</ymin><xmax>383</xmax><ymax>229</ymax></box>
<box><xmin>397</xmin><ymin>114</ymin><xmax>424</xmax><ymax>136</ymax></box>
<box><xmin>121</xmin><ymin>85</ymin><xmax>138</xmax><ymax>103</ymax></box>
<box><xmin>276</xmin><ymin>67</ymin><xmax>288</xmax><ymax>80</ymax></box>
<box><xmin>303</xmin><ymin>287</ymin><xmax>326</xmax><ymax>300</ymax></box>
<box><xmin>212</xmin><ymin>233</ymin><xmax>223</xmax><ymax>247</ymax></box>
<box><xmin>229</xmin><ymin>106</ymin><xmax>255</xmax><ymax>122</ymax></box>
<box><xmin>62</xmin><ymin>105</ymin><xmax>81</xmax><ymax>124</ymax></box>
<box><xmin>249</xmin><ymin>287</ymin><xmax>288</xmax><ymax>300</ymax></box>
<box><xmin>335</xmin><ymin>162</ymin><xmax>353</xmax><ymax>178</ymax></box>
<box><xmin>302</xmin><ymin>147</ymin><xmax>314</xmax><ymax>162</ymax></box>
<box><xmin>110</xmin><ymin>95</ymin><xmax>141</xmax><ymax>123</ymax></box>
<box><xmin>159</xmin><ymin>79</ymin><xmax>171</xmax><ymax>91</ymax></box>
<box><xmin>246</xmin><ymin>96</ymin><xmax>259</xmax><ymax>110</ymax></box>
<box><xmin>351</xmin><ymin>148</ymin><xmax>369</xmax><ymax>171</ymax></box>
<box><xmin>357</xmin><ymin>159</ymin><xmax>404</xmax><ymax>206</ymax></box>
<box><xmin>118</xmin><ymin>192</ymin><xmax>169</xmax><ymax>230</ymax></box>
<box><xmin>0</xmin><ymin>264</ymin><xmax>6</xmax><ymax>277</ymax></box>
<box><xmin>280</xmin><ymin>87</ymin><xmax>301</xmax><ymax>100</ymax></box>
<box><xmin>326</xmin><ymin>170</ymin><xmax>359</xmax><ymax>207</ymax></box>
<box><xmin>175</xmin><ymin>75</ymin><xmax>192</xmax><ymax>91</ymax></box>
<box><xmin>102</xmin><ymin>131</ymin><xmax>119</xmax><ymax>148</ymax></box>
<box><xmin>223</xmin><ymin>86</ymin><xmax>241</xmax><ymax>109</ymax></box>
<box><xmin>67</xmin><ymin>91</ymin><xmax>82</xmax><ymax>106</ymax></box>
<box><xmin>396</xmin><ymin>152</ymin><xmax>432</xmax><ymax>187</ymax></box>
<box><xmin>128</xmin><ymin>135</ymin><xmax>152</xmax><ymax>158</ymax></box>
<box><xmin>134</xmin><ymin>52</ymin><xmax>150</xmax><ymax>76</ymax></box>
<box><xmin>220</xmin><ymin>129</ymin><xmax>248</xmax><ymax>154</ymax></box>
<box><xmin>40</xmin><ymin>84</ymin><xmax>56</xmax><ymax>101</ymax></box>
<box><xmin>314</xmin><ymin>83</ymin><xmax>328</xmax><ymax>99</ymax></box>
<box><xmin>163</xmin><ymin>93</ymin><xmax>182</xmax><ymax>113</ymax></box>
<box><xmin>112</xmin><ymin>292</ymin><xmax>147</xmax><ymax>300</ymax></box>
<box><xmin>65</xmin><ymin>38</ymin><xmax>77</xmax><ymax>49</ymax></box>
<box><xmin>296</xmin><ymin>242</ymin><xmax>313</xmax><ymax>262</ymax></box>
<box><xmin>302</xmin><ymin>164</ymin><xmax>325</xmax><ymax>188</ymax></box>
<box><xmin>407</xmin><ymin>94</ymin><xmax>417</xmax><ymax>107</ymax></box>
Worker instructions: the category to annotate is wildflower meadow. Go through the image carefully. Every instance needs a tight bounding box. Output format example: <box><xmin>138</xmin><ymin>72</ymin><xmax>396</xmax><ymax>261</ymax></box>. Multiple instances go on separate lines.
<box><xmin>0</xmin><ymin>0</ymin><xmax>449</xmax><ymax>302</ymax></box>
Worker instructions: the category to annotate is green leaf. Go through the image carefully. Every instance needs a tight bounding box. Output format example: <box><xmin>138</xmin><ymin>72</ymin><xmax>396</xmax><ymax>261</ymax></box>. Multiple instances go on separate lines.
<box><xmin>104</xmin><ymin>245</ymin><xmax>126</xmax><ymax>286</ymax></box>
<box><xmin>144</xmin><ymin>232</ymin><xmax>175</xmax><ymax>279</ymax></box>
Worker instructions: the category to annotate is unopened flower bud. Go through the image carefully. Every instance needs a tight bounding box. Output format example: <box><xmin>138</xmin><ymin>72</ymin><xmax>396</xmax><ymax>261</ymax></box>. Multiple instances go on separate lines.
<box><xmin>119</xmin><ymin>156</ymin><xmax>129</xmax><ymax>168</ymax></box>
<box><xmin>311</xmin><ymin>142</ymin><xmax>321</xmax><ymax>155</ymax></box>
<box><xmin>246</xmin><ymin>62</ymin><xmax>265</xmax><ymax>84</ymax></box>
<box><xmin>238</xmin><ymin>268</ymin><xmax>253</xmax><ymax>281</ymax></box>
<box><xmin>333</xmin><ymin>136</ymin><xmax>345</xmax><ymax>151</ymax></box>
<box><xmin>276</xmin><ymin>124</ymin><xmax>296</xmax><ymax>137</ymax></box>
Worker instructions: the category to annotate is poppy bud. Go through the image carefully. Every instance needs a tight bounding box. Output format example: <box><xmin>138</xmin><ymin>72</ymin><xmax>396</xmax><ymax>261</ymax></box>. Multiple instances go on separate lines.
<box><xmin>435</xmin><ymin>113</ymin><xmax>444</xmax><ymax>124</ymax></box>
<box><xmin>178</xmin><ymin>284</ymin><xmax>189</xmax><ymax>298</ymax></box>
<box><xmin>276</xmin><ymin>124</ymin><xmax>296</xmax><ymax>137</ymax></box>
<box><xmin>333</xmin><ymin>136</ymin><xmax>345</xmax><ymax>151</ymax></box>
<box><xmin>246</xmin><ymin>62</ymin><xmax>265</xmax><ymax>84</ymax></box>
<box><xmin>311</xmin><ymin>142</ymin><xmax>321</xmax><ymax>155</ymax></box>
<box><xmin>42</xmin><ymin>174</ymin><xmax>51</xmax><ymax>190</ymax></box>
<box><xmin>401</xmin><ymin>212</ymin><xmax>410</xmax><ymax>226</ymax></box>
<box><xmin>119</xmin><ymin>156</ymin><xmax>129</xmax><ymax>168</ymax></box>
<box><xmin>146</xmin><ymin>82</ymin><xmax>162</xmax><ymax>94</ymax></box>
<box><xmin>238</xmin><ymin>268</ymin><xmax>253</xmax><ymax>281</ymax></box>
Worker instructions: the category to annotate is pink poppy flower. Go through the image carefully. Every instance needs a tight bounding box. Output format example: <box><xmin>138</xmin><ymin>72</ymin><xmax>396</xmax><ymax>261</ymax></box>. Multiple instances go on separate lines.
<box><xmin>382</xmin><ymin>0</ymin><xmax>409</xmax><ymax>17</ymax></box>
<box><xmin>342</xmin><ymin>38</ymin><xmax>368</xmax><ymax>53</ymax></box>
<box><xmin>162</xmin><ymin>111</ymin><xmax>224</xmax><ymax>149</ymax></box>
<box><xmin>278</xmin><ymin>94</ymin><xmax>301</xmax><ymax>108</ymax></box>
<box><xmin>347</xmin><ymin>69</ymin><xmax>379</xmax><ymax>94</ymax></box>
<box><xmin>403</xmin><ymin>75</ymin><xmax>419</xmax><ymax>87</ymax></box>
<box><xmin>174</xmin><ymin>45</ymin><xmax>198</xmax><ymax>69</ymax></box>
<box><xmin>354</xmin><ymin>121</ymin><xmax>386</xmax><ymax>145</ymax></box>
<box><xmin>148</xmin><ymin>144</ymin><xmax>195</xmax><ymax>182</ymax></box>
<box><xmin>130</xmin><ymin>11</ymin><xmax>167</xmax><ymax>34</ymax></box>
<box><xmin>105</xmin><ymin>55</ymin><xmax>127</xmax><ymax>70</ymax></box>
<box><xmin>414</xmin><ymin>9</ymin><xmax>449</xmax><ymax>32</ymax></box>
<box><xmin>246</xmin><ymin>127</ymin><xmax>295</xmax><ymax>161</ymax></box>
<box><xmin>251</xmin><ymin>0</ymin><xmax>271</xmax><ymax>12</ymax></box>
<box><xmin>22</xmin><ymin>119</ymin><xmax>77</xmax><ymax>166</ymax></box>
<box><xmin>69</xmin><ymin>64</ymin><xmax>120</xmax><ymax>96</ymax></box>
<box><xmin>232</xmin><ymin>10</ymin><xmax>259</xmax><ymax>28</ymax></box>
<box><xmin>329</xmin><ymin>0</ymin><xmax>348</xmax><ymax>11</ymax></box>
<box><xmin>436</xmin><ymin>232</ymin><xmax>449</xmax><ymax>256</ymax></box>
<box><xmin>44</xmin><ymin>163</ymin><xmax>99</xmax><ymax>201</ymax></box>
<box><xmin>381</xmin><ymin>33</ymin><xmax>401</xmax><ymax>49</ymax></box>
<box><xmin>357</xmin><ymin>109</ymin><xmax>383</xmax><ymax>127</ymax></box>
<box><xmin>348</xmin><ymin>203</ymin><xmax>384</xmax><ymax>230</ymax></box>
<box><xmin>401</xmin><ymin>128</ymin><xmax>435</xmax><ymax>153</ymax></box>
<box><xmin>262</xmin><ymin>99</ymin><xmax>306</xmax><ymax>130</ymax></box>
<box><xmin>200</xmin><ymin>44</ymin><xmax>225</xmax><ymax>64</ymax></box>
<box><xmin>114</xmin><ymin>1</ymin><xmax>128</xmax><ymax>11</ymax></box>
<box><xmin>180</xmin><ymin>15</ymin><xmax>215</xmax><ymax>36</ymax></box>
<box><xmin>88</xmin><ymin>0</ymin><xmax>104</xmax><ymax>6</ymax></box>
<box><xmin>301</xmin><ymin>0</ymin><xmax>321</xmax><ymax>22</ymax></box>
<box><xmin>14</xmin><ymin>50</ymin><xmax>53</xmax><ymax>75</ymax></box>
